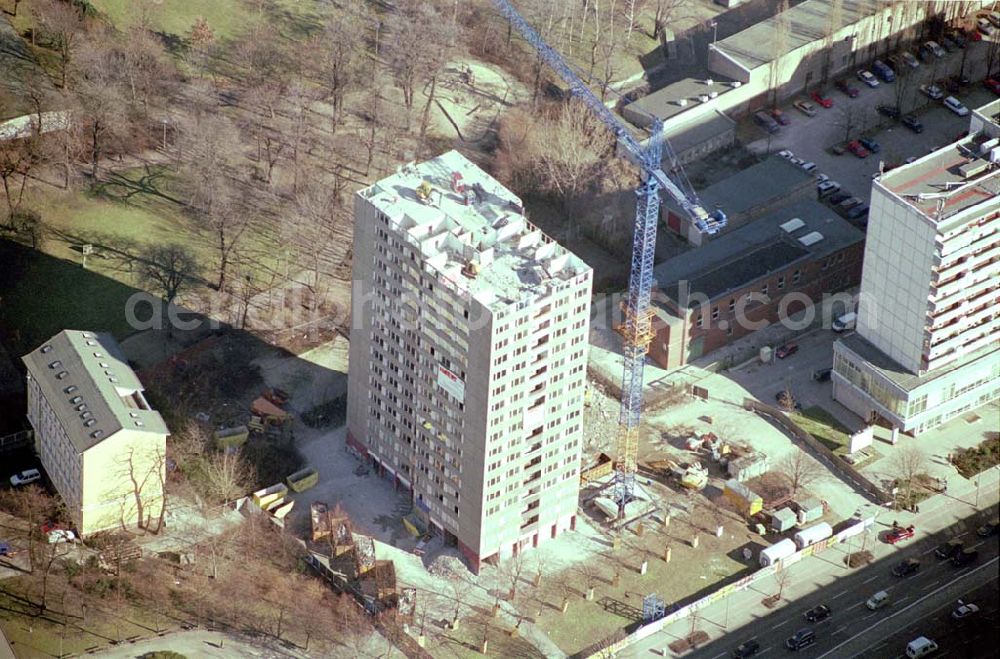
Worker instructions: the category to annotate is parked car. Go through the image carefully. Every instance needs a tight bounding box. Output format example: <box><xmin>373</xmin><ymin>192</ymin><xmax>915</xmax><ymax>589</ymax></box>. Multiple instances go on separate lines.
<box><xmin>770</xmin><ymin>108</ymin><xmax>791</xmax><ymax>125</ymax></box>
<box><xmin>776</xmin><ymin>342</ymin><xmax>798</xmax><ymax>359</ymax></box>
<box><xmin>790</xmin><ymin>156</ymin><xmax>805</xmax><ymax>166</ymax></box>
<box><xmin>810</xmin><ymin>90</ymin><xmax>833</xmax><ymax>108</ymax></box>
<box><xmin>925</xmin><ymin>40</ymin><xmax>946</xmax><ymax>58</ymax></box>
<box><xmin>47</xmin><ymin>529</ymin><xmax>76</xmax><ymax>544</ymax></box>
<box><xmin>977</xmin><ymin>17</ymin><xmax>996</xmax><ymax>36</ymax></box>
<box><xmin>9</xmin><ymin>469</ymin><xmax>41</xmax><ymax>487</ymax></box>
<box><xmin>847</xmin><ymin>140</ymin><xmax>870</xmax><ymax>158</ymax></box>
<box><xmin>866</xmin><ymin>591</ymin><xmax>890</xmax><ymax>610</ymax></box>
<box><xmin>902</xmin><ymin>115</ymin><xmax>924</xmax><ymax>133</ymax></box>
<box><xmin>920</xmin><ymin>83</ymin><xmax>944</xmax><ymax>100</ymax></box>
<box><xmin>829</xmin><ymin>191</ymin><xmax>852</xmax><ymax>205</ymax></box>
<box><xmin>949</xmin><ymin>31</ymin><xmax>968</xmax><ymax>49</ymax></box>
<box><xmin>786</xmin><ymin>628</ymin><xmax>816</xmax><ymax>651</ymax></box>
<box><xmin>857</xmin><ymin>70</ymin><xmax>879</xmax><ymax>87</ymax></box>
<box><xmin>901</xmin><ymin>51</ymin><xmax>920</xmax><ymax>68</ymax></box>
<box><xmin>846</xmin><ymin>204</ymin><xmax>869</xmax><ymax>220</ymax></box>
<box><xmin>804</xmin><ymin>604</ymin><xmax>831</xmax><ymax>622</ymax></box>
<box><xmin>988</xmin><ymin>11</ymin><xmax>1000</xmax><ymax>28</ymax></box>
<box><xmin>952</xmin><ymin>603</ymin><xmax>980</xmax><ymax>620</ymax></box>
<box><xmin>976</xmin><ymin>518</ymin><xmax>999</xmax><ymax>536</ymax></box>
<box><xmin>812</xmin><ymin>368</ymin><xmax>833</xmax><ymax>381</ymax></box>
<box><xmin>872</xmin><ymin>59</ymin><xmax>895</xmax><ymax>82</ymax></box>
<box><xmin>859</xmin><ymin>137</ymin><xmax>880</xmax><ymax>153</ymax></box>
<box><xmin>952</xmin><ymin>547</ymin><xmax>979</xmax><ymax>567</ymax></box>
<box><xmin>800</xmin><ymin>161</ymin><xmax>817</xmax><ymax>173</ymax></box>
<box><xmin>754</xmin><ymin>110</ymin><xmax>781</xmax><ymax>134</ymax></box>
<box><xmin>732</xmin><ymin>639</ymin><xmax>761</xmax><ymax>658</ymax></box>
<box><xmin>985</xmin><ymin>78</ymin><xmax>1000</xmax><ymax>95</ymax></box>
<box><xmin>918</xmin><ymin>43</ymin><xmax>934</xmax><ymax>62</ymax></box>
<box><xmin>943</xmin><ymin>96</ymin><xmax>969</xmax><ymax>116</ymax></box>
<box><xmin>835</xmin><ymin>79</ymin><xmax>860</xmax><ymax>97</ymax></box>
<box><xmin>892</xmin><ymin>558</ymin><xmax>921</xmax><ymax>577</ymax></box>
<box><xmin>935</xmin><ymin>539</ymin><xmax>964</xmax><ymax>559</ymax></box>
<box><xmin>886</xmin><ymin>524</ymin><xmax>916</xmax><ymax>544</ymax></box>
<box><xmin>839</xmin><ymin>196</ymin><xmax>863</xmax><ymax>210</ymax></box>
<box><xmin>906</xmin><ymin>637</ymin><xmax>939</xmax><ymax>659</ymax></box>
<box><xmin>818</xmin><ymin>181</ymin><xmax>841</xmax><ymax>197</ymax></box>
<box><xmin>939</xmin><ymin>36</ymin><xmax>957</xmax><ymax>53</ymax></box>
<box><xmin>877</xmin><ymin>104</ymin><xmax>901</xmax><ymax>119</ymax></box>
<box><xmin>777</xmin><ymin>149</ymin><xmax>795</xmax><ymax>159</ymax></box>
<box><xmin>794</xmin><ymin>100</ymin><xmax>818</xmax><ymax>116</ymax></box>
<box><xmin>816</xmin><ymin>173</ymin><xmax>829</xmax><ymax>183</ymax></box>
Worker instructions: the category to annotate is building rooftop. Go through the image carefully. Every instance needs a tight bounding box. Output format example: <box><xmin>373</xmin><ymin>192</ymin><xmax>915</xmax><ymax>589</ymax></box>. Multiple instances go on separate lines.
<box><xmin>654</xmin><ymin>198</ymin><xmax>865</xmax><ymax>305</ymax></box>
<box><xmin>623</xmin><ymin>74</ymin><xmax>739</xmax><ymax>125</ymax></box>
<box><xmin>661</xmin><ymin>111</ymin><xmax>738</xmax><ymax>155</ymax></box>
<box><xmin>839</xmin><ymin>332</ymin><xmax>1000</xmax><ymax>392</ymax></box>
<box><xmin>358</xmin><ymin>151</ymin><xmax>590</xmax><ymax>310</ymax></box>
<box><xmin>712</xmin><ymin>0</ymin><xmax>879</xmax><ymax>72</ymax></box>
<box><xmin>878</xmin><ymin>138</ymin><xmax>1000</xmax><ymax>222</ymax></box>
<box><xmin>22</xmin><ymin>331</ymin><xmax>168</xmax><ymax>452</ymax></box>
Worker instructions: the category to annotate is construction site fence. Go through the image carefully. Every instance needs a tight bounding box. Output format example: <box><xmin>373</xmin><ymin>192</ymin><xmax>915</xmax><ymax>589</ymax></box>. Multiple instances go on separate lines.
<box><xmin>580</xmin><ymin>517</ymin><xmax>875</xmax><ymax>658</ymax></box>
<box><xmin>742</xmin><ymin>398</ymin><xmax>893</xmax><ymax>505</ymax></box>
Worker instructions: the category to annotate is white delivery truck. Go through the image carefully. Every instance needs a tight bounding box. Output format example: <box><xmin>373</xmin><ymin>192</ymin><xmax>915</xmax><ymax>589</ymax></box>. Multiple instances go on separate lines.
<box><xmin>759</xmin><ymin>538</ymin><xmax>797</xmax><ymax>567</ymax></box>
<box><xmin>833</xmin><ymin>312</ymin><xmax>857</xmax><ymax>332</ymax></box>
<box><xmin>793</xmin><ymin>522</ymin><xmax>833</xmax><ymax>549</ymax></box>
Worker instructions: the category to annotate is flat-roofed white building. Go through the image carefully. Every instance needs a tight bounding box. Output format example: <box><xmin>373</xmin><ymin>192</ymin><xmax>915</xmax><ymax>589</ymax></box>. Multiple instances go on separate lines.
<box><xmin>346</xmin><ymin>151</ymin><xmax>593</xmax><ymax>572</ymax></box>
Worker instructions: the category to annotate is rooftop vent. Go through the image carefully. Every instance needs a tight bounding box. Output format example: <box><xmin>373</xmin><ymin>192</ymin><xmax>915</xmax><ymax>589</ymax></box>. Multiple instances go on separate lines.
<box><xmin>64</xmin><ymin>385</ymin><xmax>78</xmax><ymax>394</ymax></box>
<box><xmin>80</xmin><ymin>411</ymin><xmax>92</xmax><ymax>420</ymax></box>
<box><xmin>56</xmin><ymin>371</ymin><xmax>68</xmax><ymax>380</ymax></box>
<box><xmin>82</xmin><ymin>332</ymin><xmax>95</xmax><ymax>338</ymax></box>
<box><xmin>706</xmin><ymin>78</ymin><xmax>714</xmax><ymax>86</ymax></box>
<box><xmin>70</xmin><ymin>396</ymin><xmax>82</xmax><ymax>404</ymax></box>
<box><xmin>91</xmin><ymin>430</ymin><xmax>104</xmax><ymax>440</ymax></box>
<box><xmin>86</xmin><ymin>340</ymin><xmax>97</xmax><ymax>346</ymax></box>
<box><xmin>84</xmin><ymin>419</ymin><xmax>96</xmax><ymax>428</ymax></box>
<box><xmin>41</xmin><ymin>345</ymin><xmax>52</xmax><ymax>354</ymax></box>
<box><xmin>780</xmin><ymin>218</ymin><xmax>806</xmax><ymax>233</ymax></box>
<box><xmin>709</xmin><ymin>91</ymin><xmax>719</xmax><ymax>99</ymax></box>
<box><xmin>676</xmin><ymin>98</ymin><xmax>688</xmax><ymax>107</ymax></box>
<box><xmin>49</xmin><ymin>360</ymin><xmax>62</xmax><ymax>369</ymax></box>
<box><xmin>134</xmin><ymin>420</ymin><xmax>144</xmax><ymax>428</ymax></box>
<box><xmin>93</xmin><ymin>352</ymin><xmax>103</xmax><ymax>358</ymax></box>
<box><xmin>732</xmin><ymin>81</ymin><xmax>742</xmax><ymax>88</ymax></box>
<box><xmin>698</xmin><ymin>94</ymin><xmax>709</xmax><ymax>102</ymax></box>
<box><xmin>798</xmin><ymin>231</ymin><xmax>825</xmax><ymax>246</ymax></box>
<box><xmin>957</xmin><ymin>159</ymin><xmax>989</xmax><ymax>178</ymax></box>
<box><xmin>75</xmin><ymin>403</ymin><xmax>87</xmax><ymax>412</ymax></box>
<box><xmin>109</xmin><ymin>377</ymin><xmax>119</xmax><ymax>384</ymax></box>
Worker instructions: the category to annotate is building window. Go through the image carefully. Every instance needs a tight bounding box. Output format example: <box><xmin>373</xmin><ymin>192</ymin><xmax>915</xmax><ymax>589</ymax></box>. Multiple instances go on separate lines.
<box><xmin>761</xmin><ymin>284</ymin><xmax>768</xmax><ymax>297</ymax></box>
<box><xmin>695</xmin><ymin>315</ymin><xmax>704</xmax><ymax>328</ymax></box>
<box><xmin>793</xmin><ymin>270</ymin><xmax>801</xmax><ymax>284</ymax></box>
<box><xmin>711</xmin><ymin>307</ymin><xmax>720</xmax><ymax>321</ymax></box>
<box><xmin>777</xmin><ymin>276</ymin><xmax>785</xmax><ymax>290</ymax></box>
<box><xmin>728</xmin><ymin>299</ymin><xmax>736</xmax><ymax>312</ymax></box>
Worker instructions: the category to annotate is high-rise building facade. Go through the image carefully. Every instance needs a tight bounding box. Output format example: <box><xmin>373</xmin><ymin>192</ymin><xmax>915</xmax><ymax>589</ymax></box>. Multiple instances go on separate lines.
<box><xmin>346</xmin><ymin>151</ymin><xmax>593</xmax><ymax>571</ymax></box>
<box><xmin>833</xmin><ymin>117</ymin><xmax>1000</xmax><ymax>436</ymax></box>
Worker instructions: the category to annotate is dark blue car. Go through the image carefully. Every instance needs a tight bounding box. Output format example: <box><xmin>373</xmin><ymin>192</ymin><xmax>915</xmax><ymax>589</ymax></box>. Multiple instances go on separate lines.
<box><xmin>860</xmin><ymin>137</ymin><xmax>881</xmax><ymax>153</ymax></box>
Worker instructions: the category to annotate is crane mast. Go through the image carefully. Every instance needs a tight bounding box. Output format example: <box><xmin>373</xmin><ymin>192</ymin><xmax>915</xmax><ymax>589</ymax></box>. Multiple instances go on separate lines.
<box><xmin>491</xmin><ymin>0</ymin><xmax>726</xmax><ymax>517</ymax></box>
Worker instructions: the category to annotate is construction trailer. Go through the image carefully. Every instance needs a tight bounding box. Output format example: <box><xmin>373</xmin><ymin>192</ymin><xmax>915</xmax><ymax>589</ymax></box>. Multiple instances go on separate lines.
<box><xmin>723</xmin><ymin>479</ymin><xmax>764</xmax><ymax>518</ymax></box>
<box><xmin>793</xmin><ymin>522</ymin><xmax>833</xmax><ymax>549</ymax></box>
<box><xmin>793</xmin><ymin>497</ymin><xmax>825</xmax><ymax>524</ymax></box>
<box><xmin>759</xmin><ymin>538</ymin><xmax>797</xmax><ymax>566</ymax></box>
<box><xmin>727</xmin><ymin>452</ymin><xmax>770</xmax><ymax>481</ymax></box>
<box><xmin>770</xmin><ymin>507</ymin><xmax>798</xmax><ymax>533</ymax></box>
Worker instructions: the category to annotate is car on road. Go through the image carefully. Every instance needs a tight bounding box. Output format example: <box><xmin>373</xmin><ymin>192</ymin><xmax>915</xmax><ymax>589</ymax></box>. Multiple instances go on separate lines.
<box><xmin>857</xmin><ymin>70</ymin><xmax>879</xmax><ymax>87</ymax></box>
<box><xmin>732</xmin><ymin>639</ymin><xmax>761</xmax><ymax>657</ymax></box>
<box><xmin>786</xmin><ymin>628</ymin><xmax>816</xmax><ymax>651</ymax></box>
<box><xmin>951</xmin><ymin>547</ymin><xmax>979</xmax><ymax>567</ymax></box>
<box><xmin>951</xmin><ymin>603</ymin><xmax>980</xmax><ymax>620</ymax></box>
<box><xmin>892</xmin><ymin>558</ymin><xmax>921</xmax><ymax>577</ymax></box>
<box><xmin>886</xmin><ymin>524</ymin><xmax>916</xmax><ymax>544</ymax></box>
<box><xmin>877</xmin><ymin>104</ymin><xmax>901</xmax><ymax>120</ymax></box>
<box><xmin>835</xmin><ymin>79</ymin><xmax>860</xmax><ymax>97</ymax></box>
<box><xmin>804</xmin><ymin>604</ymin><xmax>831</xmax><ymax>622</ymax></box>
<box><xmin>924</xmin><ymin>40</ymin><xmax>946</xmax><ymax>58</ymax></box>
<box><xmin>920</xmin><ymin>83</ymin><xmax>944</xmax><ymax>100</ymax></box>
<box><xmin>794</xmin><ymin>100</ymin><xmax>818</xmax><ymax>117</ymax></box>
<box><xmin>812</xmin><ymin>368</ymin><xmax>832</xmax><ymax>381</ymax></box>
<box><xmin>771</xmin><ymin>108</ymin><xmax>791</xmax><ymax>125</ymax></box>
<box><xmin>978</xmin><ymin>17</ymin><xmax>997</xmax><ymax>36</ymax></box>
<box><xmin>985</xmin><ymin>78</ymin><xmax>1000</xmax><ymax>95</ymax></box>
<box><xmin>818</xmin><ymin>181</ymin><xmax>841</xmax><ymax>197</ymax></box>
<box><xmin>901</xmin><ymin>51</ymin><xmax>920</xmax><ymax>68</ymax></box>
<box><xmin>9</xmin><ymin>468</ymin><xmax>41</xmax><ymax>487</ymax></box>
<box><xmin>902</xmin><ymin>115</ymin><xmax>924</xmax><ymax>133</ymax></box>
<box><xmin>847</xmin><ymin>140</ymin><xmax>870</xmax><ymax>158</ymax></box>
<box><xmin>809</xmin><ymin>90</ymin><xmax>833</xmax><ymax>108</ymax></box>
<box><xmin>976</xmin><ymin>518</ymin><xmax>999</xmax><ymax>536</ymax></box>
<box><xmin>776</xmin><ymin>342</ymin><xmax>798</xmax><ymax>359</ymax></box>
<box><xmin>859</xmin><ymin>137</ymin><xmax>880</xmax><ymax>153</ymax></box>
<box><xmin>943</xmin><ymin>96</ymin><xmax>969</xmax><ymax>116</ymax></box>
<box><xmin>866</xmin><ymin>590</ymin><xmax>890</xmax><ymax>610</ymax></box>
<box><xmin>935</xmin><ymin>539</ymin><xmax>964</xmax><ymax>559</ymax></box>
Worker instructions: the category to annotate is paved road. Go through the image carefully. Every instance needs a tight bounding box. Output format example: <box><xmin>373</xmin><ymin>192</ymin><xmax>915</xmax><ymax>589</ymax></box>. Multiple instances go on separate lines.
<box><xmin>620</xmin><ymin>469</ymin><xmax>999</xmax><ymax>657</ymax></box>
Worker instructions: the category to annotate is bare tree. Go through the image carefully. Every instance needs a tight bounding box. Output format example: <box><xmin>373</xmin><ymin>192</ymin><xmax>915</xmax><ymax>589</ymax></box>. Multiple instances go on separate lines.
<box><xmin>833</xmin><ymin>103</ymin><xmax>863</xmax><ymax>144</ymax></box>
<box><xmin>0</xmin><ymin>484</ymin><xmax>57</xmax><ymax>573</ymax></box>
<box><xmin>201</xmin><ymin>449</ymin><xmax>256</xmax><ymax>505</ymax></box>
<box><xmin>891</xmin><ymin>445</ymin><xmax>929</xmax><ymax>508</ymax></box>
<box><xmin>34</xmin><ymin>0</ymin><xmax>86</xmax><ymax>89</ymax></box>
<box><xmin>448</xmin><ymin>579</ymin><xmax>472</xmax><ymax>630</ymax></box>
<box><xmin>768</xmin><ymin>0</ymin><xmax>791</xmax><ymax>108</ymax></box>
<box><xmin>0</xmin><ymin>135</ymin><xmax>40</xmax><ymax>222</ymax></box>
<box><xmin>772</xmin><ymin>566</ymin><xmax>791</xmax><ymax>600</ymax></box>
<box><xmin>138</xmin><ymin>243</ymin><xmax>199</xmax><ymax>308</ymax></box>
<box><xmin>777</xmin><ymin>450</ymin><xmax>824</xmax><ymax>498</ymax></box>
<box><xmin>308</xmin><ymin>4</ymin><xmax>369</xmax><ymax>136</ymax></box>
<box><xmin>502</xmin><ymin>552</ymin><xmax>529</xmax><ymax>600</ymax></box>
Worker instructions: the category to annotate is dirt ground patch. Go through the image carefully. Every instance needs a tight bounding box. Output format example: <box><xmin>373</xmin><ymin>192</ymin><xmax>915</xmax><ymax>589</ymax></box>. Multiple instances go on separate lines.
<box><xmin>428</xmin><ymin>58</ymin><xmax>529</xmax><ymax>149</ymax></box>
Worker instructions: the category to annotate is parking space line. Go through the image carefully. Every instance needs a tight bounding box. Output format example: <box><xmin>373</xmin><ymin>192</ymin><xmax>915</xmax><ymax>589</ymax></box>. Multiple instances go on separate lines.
<box><xmin>831</xmin><ymin>590</ymin><xmax>849</xmax><ymax>600</ymax></box>
<box><xmin>774</xmin><ymin>619</ymin><xmax>790</xmax><ymax>628</ymax></box>
<box><xmin>846</xmin><ymin>601</ymin><xmax>863</xmax><ymax>611</ymax></box>
<box><xmin>758</xmin><ymin>648</ymin><xmax>772</xmax><ymax>657</ymax></box>
<box><xmin>970</xmin><ymin>541</ymin><xmax>984</xmax><ymax>549</ymax></box>
<box><xmin>922</xmin><ymin>579</ymin><xmax>942</xmax><ymax>590</ymax></box>
<box><xmin>709</xmin><ymin>653</ymin><xmax>726</xmax><ymax>659</ymax></box>
<box><xmin>862</xmin><ymin>612</ymin><xmax>878</xmax><ymax>620</ymax></box>
<box><xmin>921</xmin><ymin>546</ymin><xmax>938</xmax><ymax>555</ymax></box>
<box><xmin>863</xmin><ymin>575</ymin><xmax>880</xmax><ymax>584</ymax></box>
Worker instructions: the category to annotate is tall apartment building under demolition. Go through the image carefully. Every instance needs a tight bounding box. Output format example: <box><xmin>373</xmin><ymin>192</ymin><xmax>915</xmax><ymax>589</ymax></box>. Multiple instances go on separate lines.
<box><xmin>833</xmin><ymin>102</ymin><xmax>1000</xmax><ymax>437</ymax></box>
<box><xmin>346</xmin><ymin>151</ymin><xmax>593</xmax><ymax>572</ymax></box>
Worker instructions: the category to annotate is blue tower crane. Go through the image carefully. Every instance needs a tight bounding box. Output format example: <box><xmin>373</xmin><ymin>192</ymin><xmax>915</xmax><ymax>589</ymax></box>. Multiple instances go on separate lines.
<box><xmin>491</xmin><ymin>0</ymin><xmax>727</xmax><ymax>517</ymax></box>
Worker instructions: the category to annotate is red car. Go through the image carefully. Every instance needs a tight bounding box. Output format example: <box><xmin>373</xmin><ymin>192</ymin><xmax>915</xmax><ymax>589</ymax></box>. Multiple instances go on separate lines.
<box><xmin>847</xmin><ymin>140</ymin><xmax>870</xmax><ymax>159</ymax></box>
<box><xmin>835</xmin><ymin>79</ymin><xmax>860</xmax><ymax>98</ymax></box>
<box><xmin>810</xmin><ymin>90</ymin><xmax>833</xmax><ymax>108</ymax></box>
<box><xmin>985</xmin><ymin>78</ymin><xmax>1000</xmax><ymax>95</ymax></box>
<box><xmin>775</xmin><ymin>342</ymin><xmax>798</xmax><ymax>359</ymax></box>
<box><xmin>886</xmin><ymin>525</ymin><xmax>916</xmax><ymax>544</ymax></box>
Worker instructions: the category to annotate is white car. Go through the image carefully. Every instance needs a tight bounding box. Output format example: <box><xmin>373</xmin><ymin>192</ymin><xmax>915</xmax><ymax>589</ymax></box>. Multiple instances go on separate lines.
<box><xmin>925</xmin><ymin>41</ymin><xmax>946</xmax><ymax>58</ymax></box>
<box><xmin>901</xmin><ymin>52</ymin><xmax>919</xmax><ymax>68</ymax></box>
<box><xmin>979</xmin><ymin>17</ymin><xmax>997</xmax><ymax>36</ymax></box>
<box><xmin>800</xmin><ymin>161</ymin><xmax>817</xmax><ymax>173</ymax></box>
<box><xmin>920</xmin><ymin>84</ymin><xmax>943</xmax><ymax>100</ymax></box>
<box><xmin>951</xmin><ymin>603</ymin><xmax>980</xmax><ymax>620</ymax></box>
<box><xmin>47</xmin><ymin>529</ymin><xmax>77</xmax><ymax>544</ymax></box>
<box><xmin>9</xmin><ymin>469</ymin><xmax>41</xmax><ymax>487</ymax></box>
<box><xmin>777</xmin><ymin>149</ymin><xmax>795</xmax><ymax>160</ymax></box>
<box><xmin>857</xmin><ymin>70</ymin><xmax>879</xmax><ymax>87</ymax></box>
<box><xmin>943</xmin><ymin>96</ymin><xmax>969</xmax><ymax>116</ymax></box>
<box><xmin>988</xmin><ymin>11</ymin><xmax>1000</xmax><ymax>28</ymax></box>
<box><xmin>818</xmin><ymin>181</ymin><xmax>841</xmax><ymax>197</ymax></box>
<box><xmin>816</xmin><ymin>173</ymin><xmax>829</xmax><ymax>183</ymax></box>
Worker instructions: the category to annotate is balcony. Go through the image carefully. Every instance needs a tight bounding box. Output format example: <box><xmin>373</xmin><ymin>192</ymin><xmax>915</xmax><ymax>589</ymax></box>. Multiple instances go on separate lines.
<box><xmin>525</xmin><ymin>455</ymin><xmax>542</xmax><ymax>470</ymax></box>
<box><xmin>520</xmin><ymin>514</ymin><xmax>539</xmax><ymax>530</ymax></box>
<box><xmin>523</xmin><ymin>441</ymin><xmax>543</xmax><ymax>457</ymax></box>
<box><xmin>523</xmin><ymin>470</ymin><xmax>542</xmax><ymax>485</ymax></box>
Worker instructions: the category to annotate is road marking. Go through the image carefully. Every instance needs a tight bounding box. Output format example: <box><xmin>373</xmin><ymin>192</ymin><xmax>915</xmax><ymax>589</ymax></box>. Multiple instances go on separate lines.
<box><xmin>971</xmin><ymin>541</ymin><xmax>984</xmax><ymax>549</ymax></box>
<box><xmin>834</xmin><ymin>626</ymin><xmax>847</xmax><ymax>635</ymax></box>
<box><xmin>831</xmin><ymin>590</ymin><xmax>849</xmax><ymax>600</ymax></box>
<box><xmin>921</xmin><ymin>546</ymin><xmax>938</xmax><ymax>555</ymax></box>
<box><xmin>773</xmin><ymin>619</ymin><xmax>790</xmax><ymax>628</ymax></box>
<box><xmin>846</xmin><ymin>601</ymin><xmax>863</xmax><ymax>611</ymax></box>
<box><xmin>863</xmin><ymin>575</ymin><xmax>880</xmax><ymax>584</ymax></box>
<box><xmin>897</xmin><ymin>596</ymin><xmax>910</xmax><ymax>604</ymax></box>
<box><xmin>922</xmin><ymin>579</ymin><xmax>941</xmax><ymax>590</ymax></box>
<box><xmin>709</xmin><ymin>653</ymin><xmax>726</xmax><ymax>659</ymax></box>
<box><xmin>757</xmin><ymin>647</ymin><xmax>772</xmax><ymax>657</ymax></box>
<box><xmin>816</xmin><ymin>557</ymin><xmax>999</xmax><ymax>659</ymax></box>
<box><xmin>862</xmin><ymin>612</ymin><xmax>878</xmax><ymax>620</ymax></box>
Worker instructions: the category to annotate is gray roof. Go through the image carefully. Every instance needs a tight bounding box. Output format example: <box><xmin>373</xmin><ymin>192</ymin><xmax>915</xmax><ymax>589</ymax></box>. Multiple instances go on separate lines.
<box><xmin>713</xmin><ymin>0</ymin><xmax>880</xmax><ymax>72</ymax></box>
<box><xmin>662</xmin><ymin>111</ymin><xmax>737</xmax><ymax>155</ymax></box>
<box><xmin>838</xmin><ymin>333</ymin><xmax>1000</xmax><ymax>393</ymax></box>
<box><xmin>624</xmin><ymin>74</ymin><xmax>739</xmax><ymax>125</ymax></box>
<box><xmin>22</xmin><ymin>330</ymin><xmax>168</xmax><ymax>452</ymax></box>
<box><xmin>698</xmin><ymin>157</ymin><xmax>814</xmax><ymax>218</ymax></box>
<box><xmin>655</xmin><ymin>198</ymin><xmax>865</xmax><ymax>305</ymax></box>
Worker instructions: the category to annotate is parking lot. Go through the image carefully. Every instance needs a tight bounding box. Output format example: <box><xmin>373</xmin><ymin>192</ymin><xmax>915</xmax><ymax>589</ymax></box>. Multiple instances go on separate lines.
<box><xmin>744</xmin><ymin>36</ymin><xmax>999</xmax><ymax>211</ymax></box>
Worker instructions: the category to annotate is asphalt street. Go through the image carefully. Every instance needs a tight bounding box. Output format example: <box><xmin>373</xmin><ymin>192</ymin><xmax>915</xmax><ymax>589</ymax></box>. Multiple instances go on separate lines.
<box><xmin>620</xmin><ymin>469</ymin><xmax>999</xmax><ymax>658</ymax></box>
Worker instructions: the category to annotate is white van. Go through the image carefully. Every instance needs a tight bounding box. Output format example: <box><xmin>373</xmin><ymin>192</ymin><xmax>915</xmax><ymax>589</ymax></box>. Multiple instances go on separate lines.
<box><xmin>905</xmin><ymin>636</ymin><xmax>938</xmax><ymax>658</ymax></box>
<box><xmin>866</xmin><ymin>590</ymin><xmax>890</xmax><ymax>610</ymax></box>
<box><xmin>833</xmin><ymin>312</ymin><xmax>857</xmax><ymax>332</ymax></box>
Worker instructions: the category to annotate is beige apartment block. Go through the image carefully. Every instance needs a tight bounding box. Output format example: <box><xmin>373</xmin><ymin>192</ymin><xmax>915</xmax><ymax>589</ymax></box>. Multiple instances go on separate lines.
<box><xmin>347</xmin><ymin>151</ymin><xmax>593</xmax><ymax>572</ymax></box>
<box><xmin>22</xmin><ymin>330</ymin><xmax>168</xmax><ymax>536</ymax></box>
<box><xmin>833</xmin><ymin>111</ymin><xmax>1000</xmax><ymax>436</ymax></box>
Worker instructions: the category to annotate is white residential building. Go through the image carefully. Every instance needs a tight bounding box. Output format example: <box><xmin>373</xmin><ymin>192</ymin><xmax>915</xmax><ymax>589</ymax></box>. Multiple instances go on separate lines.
<box><xmin>832</xmin><ymin>117</ymin><xmax>1000</xmax><ymax>436</ymax></box>
<box><xmin>346</xmin><ymin>151</ymin><xmax>593</xmax><ymax>572</ymax></box>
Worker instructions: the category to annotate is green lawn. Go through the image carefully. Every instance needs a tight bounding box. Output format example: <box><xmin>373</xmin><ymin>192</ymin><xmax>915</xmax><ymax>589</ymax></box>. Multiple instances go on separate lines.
<box><xmin>793</xmin><ymin>406</ymin><xmax>853</xmax><ymax>455</ymax></box>
<box><xmin>89</xmin><ymin>0</ymin><xmax>254</xmax><ymax>40</ymax></box>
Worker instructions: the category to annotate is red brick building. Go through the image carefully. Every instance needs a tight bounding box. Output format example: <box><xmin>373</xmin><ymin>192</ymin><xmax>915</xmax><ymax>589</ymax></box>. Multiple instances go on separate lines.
<box><xmin>648</xmin><ymin>199</ymin><xmax>865</xmax><ymax>369</ymax></box>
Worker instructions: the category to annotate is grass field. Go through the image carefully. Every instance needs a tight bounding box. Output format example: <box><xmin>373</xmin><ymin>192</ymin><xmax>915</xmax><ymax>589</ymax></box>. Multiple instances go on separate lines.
<box><xmin>793</xmin><ymin>406</ymin><xmax>853</xmax><ymax>455</ymax></box>
<box><xmin>89</xmin><ymin>0</ymin><xmax>254</xmax><ymax>40</ymax></box>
